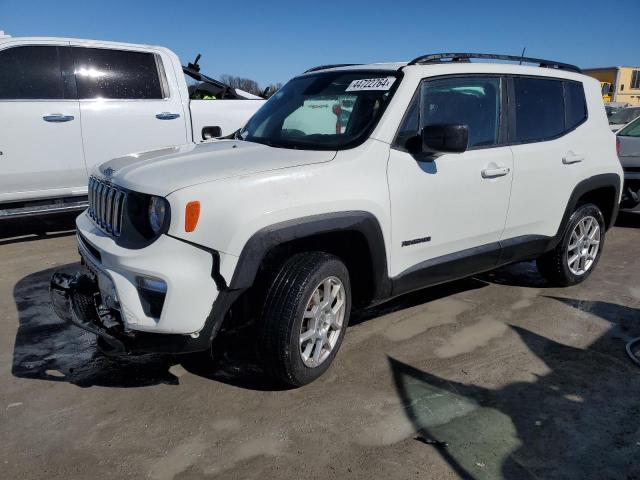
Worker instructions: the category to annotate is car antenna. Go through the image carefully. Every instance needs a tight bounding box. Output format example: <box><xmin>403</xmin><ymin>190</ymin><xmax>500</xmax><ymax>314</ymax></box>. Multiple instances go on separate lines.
<box><xmin>519</xmin><ymin>47</ymin><xmax>526</xmax><ymax>65</ymax></box>
<box><xmin>187</xmin><ymin>53</ymin><xmax>201</xmax><ymax>73</ymax></box>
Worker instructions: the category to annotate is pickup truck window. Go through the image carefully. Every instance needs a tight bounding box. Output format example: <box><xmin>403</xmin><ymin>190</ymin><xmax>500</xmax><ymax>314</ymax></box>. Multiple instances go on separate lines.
<box><xmin>72</xmin><ymin>47</ymin><xmax>165</xmax><ymax>100</ymax></box>
<box><xmin>239</xmin><ymin>71</ymin><xmax>398</xmax><ymax>150</ymax></box>
<box><xmin>0</xmin><ymin>46</ymin><xmax>65</xmax><ymax>100</ymax></box>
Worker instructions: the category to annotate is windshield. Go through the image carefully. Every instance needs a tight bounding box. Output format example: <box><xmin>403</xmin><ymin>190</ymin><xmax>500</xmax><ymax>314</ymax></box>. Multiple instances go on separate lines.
<box><xmin>239</xmin><ymin>71</ymin><xmax>399</xmax><ymax>150</ymax></box>
<box><xmin>609</xmin><ymin>108</ymin><xmax>640</xmax><ymax>125</ymax></box>
<box><xmin>618</xmin><ymin>116</ymin><xmax>640</xmax><ymax>137</ymax></box>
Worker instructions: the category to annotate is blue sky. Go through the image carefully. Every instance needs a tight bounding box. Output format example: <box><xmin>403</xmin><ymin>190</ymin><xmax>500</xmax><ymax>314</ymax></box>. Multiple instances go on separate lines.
<box><xmin>2</xmin><ymin>0</ymin><xmax>638</xmax><ymax>86</ymax></box>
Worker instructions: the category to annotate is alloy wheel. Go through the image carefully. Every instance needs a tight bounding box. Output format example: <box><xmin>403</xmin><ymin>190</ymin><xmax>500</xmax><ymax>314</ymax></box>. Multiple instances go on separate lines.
<box><xmin>567</xmin><ymin>216</ymin><xmax>601</xmax><ymax>276</ymax></box>
<box><xmin>299</xmin><ymin>276</ymin><xmax>346</xmax><ymax>368</ymax></box>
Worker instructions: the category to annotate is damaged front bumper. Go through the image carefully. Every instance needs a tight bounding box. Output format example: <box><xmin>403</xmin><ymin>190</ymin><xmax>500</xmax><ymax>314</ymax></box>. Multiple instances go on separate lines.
<box><xmin>50</xmin><ymin>270</ymin><xmax>131</xmax><ymax>355</ymax></box>
<box><xmin>49</xmin><ymin>268</ymin><xmax>227</xmax><ymax>355</ymax></box>
<box><xmin>49</xmin><ymin>212</ymin><xmax>243</xmax><ymax>355</ymax></box>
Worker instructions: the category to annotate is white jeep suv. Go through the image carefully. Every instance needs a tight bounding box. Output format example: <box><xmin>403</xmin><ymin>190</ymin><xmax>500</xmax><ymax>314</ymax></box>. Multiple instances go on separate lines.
<box><xmin>51</xmin><ymin>53</ymin><xmax>623</xmax><ymax>387</ymax></box>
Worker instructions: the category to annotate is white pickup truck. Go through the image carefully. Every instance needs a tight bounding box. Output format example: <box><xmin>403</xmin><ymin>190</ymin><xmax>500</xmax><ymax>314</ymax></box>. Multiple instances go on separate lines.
<box><xmin>0</xmin><ymin>34</ymin><xmax>265</xmax><ymax>218</ymax></box>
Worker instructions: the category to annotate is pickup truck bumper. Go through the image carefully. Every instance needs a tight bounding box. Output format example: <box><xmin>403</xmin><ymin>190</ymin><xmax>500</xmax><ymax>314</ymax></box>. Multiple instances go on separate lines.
<box><xmin>49</xmin><ymin>212</ymin><xmax>238</xmax><ymax>355</ymax></box>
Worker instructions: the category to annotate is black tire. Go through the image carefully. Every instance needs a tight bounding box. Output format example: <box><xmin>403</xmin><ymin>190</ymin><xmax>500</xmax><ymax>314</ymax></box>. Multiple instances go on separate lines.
<box><xmin>259</xmin><ymin>252</ymin><xmax>351</xmax><ymax>387</ymax></box>
<box><xmin>536</xmin><ymin>203</ymin><xmax>606</xmax><ymax>287</ymax></box>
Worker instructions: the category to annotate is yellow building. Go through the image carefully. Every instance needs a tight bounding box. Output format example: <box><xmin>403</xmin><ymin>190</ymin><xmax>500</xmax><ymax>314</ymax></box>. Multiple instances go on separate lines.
<box><xmin>583</xmin><ymin>66</ymin><xmax>640</xmax><ymax>105</ymax></box>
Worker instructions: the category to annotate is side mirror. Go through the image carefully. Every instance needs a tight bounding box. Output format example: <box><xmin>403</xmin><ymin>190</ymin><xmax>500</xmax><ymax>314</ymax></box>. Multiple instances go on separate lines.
<box><xmin>421</xmin><ymin>124</ymin><xmax>468</xmax><ymax>154</ymax></box>
<box><xmin>202</xmin><ymin>126</ymin><xmax>222</xmax><ymax>140</ymax></box>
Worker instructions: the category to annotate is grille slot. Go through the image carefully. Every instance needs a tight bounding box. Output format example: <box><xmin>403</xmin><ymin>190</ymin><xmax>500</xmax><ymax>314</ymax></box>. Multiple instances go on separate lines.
<box><xmin>88</xmin><ymin>176</ymin><xmax>126</xmax><ymax>236</ymax></box>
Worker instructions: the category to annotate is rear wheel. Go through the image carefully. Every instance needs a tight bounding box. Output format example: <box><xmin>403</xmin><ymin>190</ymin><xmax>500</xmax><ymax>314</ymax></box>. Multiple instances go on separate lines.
<box><xmin>259</xmin><ymin>252</ymin><xmax>351</xmax><ymax>387</ymax></box>
<box><xmin>536</xmin><ymin>203</ymin><xmax>605</xmax><ymax>286</ymax></box>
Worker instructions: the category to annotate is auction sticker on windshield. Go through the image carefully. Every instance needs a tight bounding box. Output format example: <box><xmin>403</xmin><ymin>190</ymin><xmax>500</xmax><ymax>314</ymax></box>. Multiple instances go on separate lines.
<box><xmin>346</xmin><ymin>77</ymin><xmax>396</xmax><ymax>92</ymax></box>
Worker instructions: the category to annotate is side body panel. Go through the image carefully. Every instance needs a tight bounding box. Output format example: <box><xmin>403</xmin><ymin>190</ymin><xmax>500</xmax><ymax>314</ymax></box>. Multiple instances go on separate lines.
<box><xmin>387</xmin><ymin>146</ymin><xmax>513</xmax><ymax>277</ymax></box>
<box><xmin>503</xmin><ymin>77</ymin><xmax>621</xmax><ymax>240</ymax></box>
<box><xmin>167</xmin><ymin>139</ymin><xmax>393</xmax><ymax>284</ymax></box>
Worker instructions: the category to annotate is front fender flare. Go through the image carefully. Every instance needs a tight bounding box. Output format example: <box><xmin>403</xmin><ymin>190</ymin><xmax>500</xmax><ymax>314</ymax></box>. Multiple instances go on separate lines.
<box><xmin>228</xmin><ymin>211</ymin><xmax>392</xmax><ymax>301</ymax></box>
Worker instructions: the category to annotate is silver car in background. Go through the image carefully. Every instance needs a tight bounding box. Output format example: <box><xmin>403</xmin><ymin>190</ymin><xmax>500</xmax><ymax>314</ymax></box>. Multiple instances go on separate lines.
<box><xmin>618</xmin><ymin>116</ymin><xmax>640</xmax><ymax>211</ymax></box>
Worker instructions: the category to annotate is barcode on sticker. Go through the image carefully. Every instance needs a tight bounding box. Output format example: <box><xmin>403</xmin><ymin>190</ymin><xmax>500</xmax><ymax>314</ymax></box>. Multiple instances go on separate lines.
<box><xmin>346</xmin><ymin>77</ymin><xmax>396</xmax><ymax>92</ymax></box>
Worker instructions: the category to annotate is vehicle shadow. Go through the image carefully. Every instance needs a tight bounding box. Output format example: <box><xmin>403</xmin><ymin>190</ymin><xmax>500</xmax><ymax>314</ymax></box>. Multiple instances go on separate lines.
<box><xmin>11</xmin><ymin>264</ymin><xmax>180</xmax><ymax>388</ymax></box>
<box><xmin>478</xmin><ymin>260</ymin><xmax>552</xmax><ymax>289</ymax></box>
<box><xmin>479</xmin><ymin>211</ymin><xmax>640</xmax><ymax>289</ymax></box>
<box><xmin>182</xmin><ymin>277</ymin><xmax>490</xmax><ymax>391</ymax></box>
<box><xmin>0</xmin><ymin>212</ymin><xmax>77</xmax><ymax>246</ymax></box>
<box><xmin>390</xmin><ymin>298</ymin><xmax>640</xmax><ymax>479</ymax></box>
<box><xmin>351</xmin><ymin>277</ymin><xmax>489</xmax><ymax>326</ymax></box>
<box><xmin>11</xmin><ymin>264</ymin><xmax>490</xmax><ymax>391</ymax></box>
<box><xmin>11</xmin><ymin>262</ymin><xmax>287</xmax><ymax>390</ymax></box>
<box><xmin>616</xmin><ymin>210</ymin><xmax>640</xmax><ymax>228</ymax></box>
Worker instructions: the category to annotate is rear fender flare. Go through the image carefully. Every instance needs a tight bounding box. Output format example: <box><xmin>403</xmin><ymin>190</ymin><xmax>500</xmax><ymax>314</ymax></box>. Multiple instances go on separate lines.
<box><xmin>550</xmin><ymin>173</ymin><xmax>621</xmax><ymax>249</ymax></box>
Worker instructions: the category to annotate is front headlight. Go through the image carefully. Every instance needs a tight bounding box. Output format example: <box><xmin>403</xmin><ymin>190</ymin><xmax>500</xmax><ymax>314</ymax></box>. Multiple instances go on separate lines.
<box><xmin>148</xmin><ymin>196</ymin><xmax>169</xmax><ymax>234</ymax></box>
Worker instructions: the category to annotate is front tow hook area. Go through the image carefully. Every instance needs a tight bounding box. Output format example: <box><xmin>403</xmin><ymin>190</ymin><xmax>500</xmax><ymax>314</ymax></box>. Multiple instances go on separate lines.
<box><xmin>50</xmin><ymin>271</ymin><xmax>128</xmax><ymax>355</ymax></box>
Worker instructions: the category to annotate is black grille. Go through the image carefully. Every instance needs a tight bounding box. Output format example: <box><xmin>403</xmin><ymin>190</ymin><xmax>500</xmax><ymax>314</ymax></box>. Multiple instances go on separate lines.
<box><xmin>88</xmin><ymin>176</ymin><xmax>126</xmax><ymax>236</ymax></box>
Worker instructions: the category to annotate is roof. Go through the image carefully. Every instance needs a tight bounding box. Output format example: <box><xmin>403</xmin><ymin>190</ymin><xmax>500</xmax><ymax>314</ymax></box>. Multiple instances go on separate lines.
<box><xmin>304</xmin><ymin>53</ymin><xmax>582</xmax><ymax>76</ymax></box>
<box><xmin>0</xmin><ymin>36</ymin><xmax>164</xmax><ymax>51</ymax></box>
<box><xmin>303</xmin><ymin>62</ymin><xmax>407</xmax><ymax>73</ymax></box>
<box><xmin>301</xmin><ymin>61</ymin><xmax>588</xmax><ymax>81</ymax></box>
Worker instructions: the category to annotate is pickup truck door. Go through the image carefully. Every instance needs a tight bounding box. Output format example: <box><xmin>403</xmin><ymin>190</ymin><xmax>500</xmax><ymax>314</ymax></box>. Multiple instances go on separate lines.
<box><xmin>70</xmin><ymin>44</ymin><xmax>189</xmax><ymax>171</ymax></box>
<box><xmin>387</xmin><ymin>76</ymin><xmax>513</xmax><ymax>288</ymax></box>
<box><xmin>0</xmin><ymin>42</ymin><xmax>86</xmax><ymax>202</ymax></box>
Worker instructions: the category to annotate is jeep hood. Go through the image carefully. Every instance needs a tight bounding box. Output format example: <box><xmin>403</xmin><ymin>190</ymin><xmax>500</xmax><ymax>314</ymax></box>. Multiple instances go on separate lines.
<box><xmin>96</xmin><ymin>140</ymin><xmax>336</xmax><ymax>196</ymax></box>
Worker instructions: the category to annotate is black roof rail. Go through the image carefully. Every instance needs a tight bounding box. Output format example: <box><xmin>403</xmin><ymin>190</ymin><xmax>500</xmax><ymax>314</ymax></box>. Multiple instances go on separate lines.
<box><xmin>405</xmin><ymin>53</ymin><xmax>581</xmax><ymax>73</ymax></box>
<box><xmin>304</xmin><ymin>63</ymin><xmax>361</xmax><ymax>73</ymax></box>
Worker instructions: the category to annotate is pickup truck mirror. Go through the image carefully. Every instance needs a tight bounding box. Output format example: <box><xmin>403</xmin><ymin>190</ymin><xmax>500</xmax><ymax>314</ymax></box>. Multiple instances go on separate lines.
<box><xmin>202</xmin><ymin>126</ymin><xmax>222</xmax><ymax>140</ymax></box>
<box><xmin>421</xmin><ymin>124</ymin><xmax>468</xmax><ymax>154</ymax></box>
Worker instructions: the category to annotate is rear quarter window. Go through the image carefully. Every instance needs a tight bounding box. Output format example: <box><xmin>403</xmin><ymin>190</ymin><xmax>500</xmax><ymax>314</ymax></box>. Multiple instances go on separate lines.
<box><xmin>564</xmin><ymin>81</ymin><xmax>587</xmax><ymax>130</ymax></box>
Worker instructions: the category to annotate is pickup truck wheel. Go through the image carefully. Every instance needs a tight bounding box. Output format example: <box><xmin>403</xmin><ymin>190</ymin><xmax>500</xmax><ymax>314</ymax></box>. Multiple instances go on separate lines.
<box><xmin>260</xmin><ymin>252</ymin><xmax>351</xmax><ymax>387</ymax></box>
<box><xmin>536</xmin><ymin>203</ymin><xmax>605</xmax><ymax>286</ymax></box>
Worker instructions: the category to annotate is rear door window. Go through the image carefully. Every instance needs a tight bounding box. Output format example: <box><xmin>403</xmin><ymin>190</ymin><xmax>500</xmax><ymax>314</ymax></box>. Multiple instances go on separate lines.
<box><xmin>0</xmin><ymin>46</ymin><xmax>65</xmax><ymax>99</ymax></box>
<box><xmin>72</xmin><ymin>47</ymin><xmax>165</xmax><ymax>100</ymax></box>
<box><xmin>513</xmin><ymin>77</ymin><xmax>565</xmax><ymax>142</ymax></box>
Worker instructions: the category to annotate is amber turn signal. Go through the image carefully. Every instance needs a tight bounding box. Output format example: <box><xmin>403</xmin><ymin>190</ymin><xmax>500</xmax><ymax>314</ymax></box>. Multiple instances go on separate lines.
<box><xmin>185</xmin><ymin>201</ymin><xmax>200</xmax><ymax>232</ymax></box>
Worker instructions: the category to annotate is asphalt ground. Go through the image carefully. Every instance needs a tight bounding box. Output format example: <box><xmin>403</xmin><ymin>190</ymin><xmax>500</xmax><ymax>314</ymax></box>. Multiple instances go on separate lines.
<box><xmin>1</xmin><ymin>211</ymin><xmax>640</xmax><ymax>479</ymax></box>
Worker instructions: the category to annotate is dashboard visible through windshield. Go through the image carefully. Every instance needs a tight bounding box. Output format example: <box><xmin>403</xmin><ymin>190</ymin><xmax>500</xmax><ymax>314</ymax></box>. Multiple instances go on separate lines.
<box><xmin>239</xmin><ymin>71</ymin><xmax>400</xmax><ymax>150</ymax></box>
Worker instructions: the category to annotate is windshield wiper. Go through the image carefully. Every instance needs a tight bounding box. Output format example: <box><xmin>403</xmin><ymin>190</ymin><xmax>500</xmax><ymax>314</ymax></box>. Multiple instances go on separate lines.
<box><xmin>254</xmin><ymin>137</ymin><xmax>302</xmax><ymax>149</ymax></box>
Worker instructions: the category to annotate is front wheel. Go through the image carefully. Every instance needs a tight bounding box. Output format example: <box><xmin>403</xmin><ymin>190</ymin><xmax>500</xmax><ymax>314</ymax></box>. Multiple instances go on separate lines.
<box><xmin>536</xmin><ymin>203</ymin><xmax>605</xmax><ymax>286</ymax></box>
<box><xmin>259</xmin><ymin>252</ymin><xmax>351</xmax><ymax>387</ymax></box>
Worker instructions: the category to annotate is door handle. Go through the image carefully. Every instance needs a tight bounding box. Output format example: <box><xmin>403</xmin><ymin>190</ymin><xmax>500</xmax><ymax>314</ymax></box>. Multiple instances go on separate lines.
<box><xmin>562</xmin><ymin>154</ymin><xmax>584</xmax><ymax>165</ymax></box>
<box><xmin>156</xmin><ymin>112</ymin><xmax>180</xmax><ymax>120</ymax></box>
<box><xmin>43</xmin><ymin>114</ymin><xmax>74</xmax><ymax>123</ymax></box>
<box><xmin>481</xmin><ymin>166</ymin><xmax>510</xmax><ymax>178</ymax></box>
